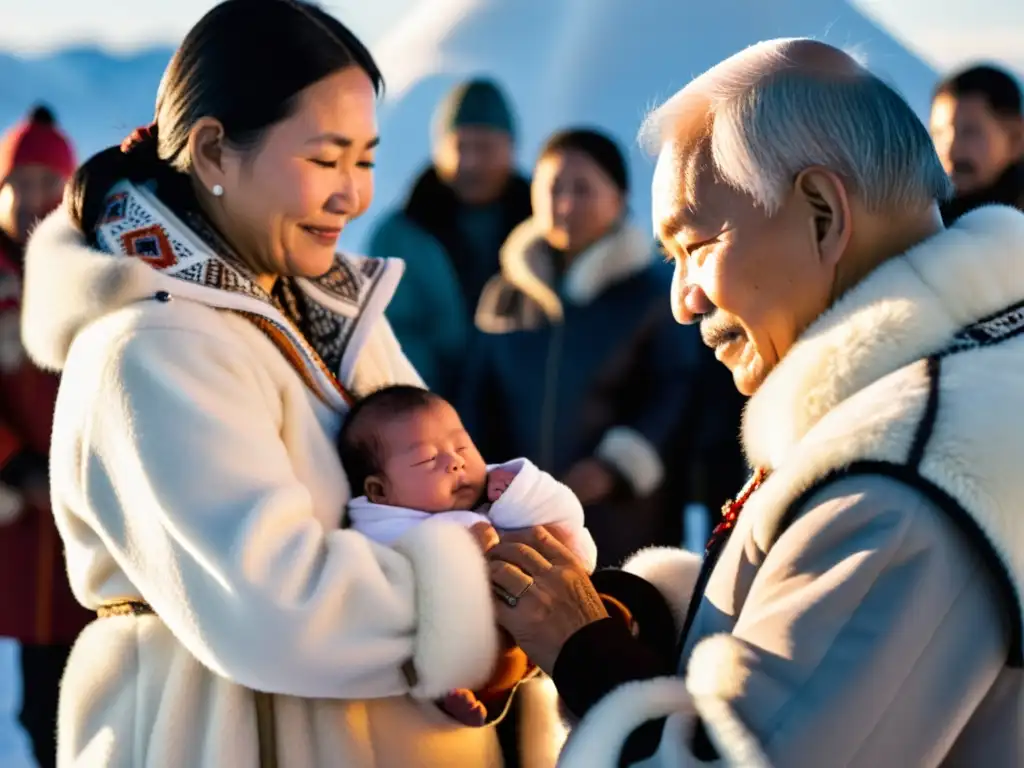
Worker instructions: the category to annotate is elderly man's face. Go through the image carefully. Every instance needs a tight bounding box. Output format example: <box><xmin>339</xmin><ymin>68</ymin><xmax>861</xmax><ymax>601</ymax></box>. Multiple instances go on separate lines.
<box><xmin>654</xmin><ymin>142</ymin><xmax>836</xmax><ymax>395</ymax></box>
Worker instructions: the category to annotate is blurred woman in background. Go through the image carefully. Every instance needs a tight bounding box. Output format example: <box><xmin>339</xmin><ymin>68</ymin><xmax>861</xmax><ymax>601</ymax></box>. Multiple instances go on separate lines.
<box><xmin>463</xmin><ymin>128</ymin><xmax>703</xmax><ymax>567</ymax></box>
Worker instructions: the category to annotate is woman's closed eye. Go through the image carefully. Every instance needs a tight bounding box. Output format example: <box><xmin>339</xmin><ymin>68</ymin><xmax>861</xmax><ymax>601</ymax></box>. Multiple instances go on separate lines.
<box><xmin>309</xmin><ymin>157</ymin><xmax>376</xmax><ymax>170</ymax></box>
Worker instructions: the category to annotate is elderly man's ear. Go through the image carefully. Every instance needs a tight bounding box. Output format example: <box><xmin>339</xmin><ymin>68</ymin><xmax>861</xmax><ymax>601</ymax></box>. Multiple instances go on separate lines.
<box><xmin>795</xmin><ymin>167</ymin><xmax>852</xmax><ymax>269</ymax></box>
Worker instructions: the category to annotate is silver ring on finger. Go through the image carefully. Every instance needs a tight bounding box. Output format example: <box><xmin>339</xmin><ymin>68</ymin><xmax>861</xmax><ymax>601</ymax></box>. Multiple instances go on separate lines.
<box><xmin>493</xmin><ymin>577</ymin><xmax>534</xmax><ymax>608</ymax></box>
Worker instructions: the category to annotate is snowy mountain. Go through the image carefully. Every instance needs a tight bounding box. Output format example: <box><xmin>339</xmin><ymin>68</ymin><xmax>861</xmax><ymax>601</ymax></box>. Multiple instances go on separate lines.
<box><xmin>0</xmin><ymin>1</ymin><xmax>941</xmax><ymax>252</ymax></box>
<box><xmin>357</xmin><ymin>0</ymin><xmax>941</xmax><ymax>249</ymax></box>
<box><xmin>0</xmin><ymin>46</ymin><xmax>173</xmax><ymax>161</ymax></box>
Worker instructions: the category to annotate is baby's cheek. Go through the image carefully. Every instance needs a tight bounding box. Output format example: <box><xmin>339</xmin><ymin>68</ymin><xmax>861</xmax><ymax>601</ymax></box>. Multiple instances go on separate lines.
<box><xmin>418</xmin><ymin>482</ymin><xmax>452</xmax><ymax>510</ymax></box>
<box><xmin>390</xmin><ymin>475</ymin><xmax>441</xmax><ymax>510</ymax></box>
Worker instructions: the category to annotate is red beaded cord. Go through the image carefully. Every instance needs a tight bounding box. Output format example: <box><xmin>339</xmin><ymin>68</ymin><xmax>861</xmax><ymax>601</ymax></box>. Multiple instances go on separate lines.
<box><xmin>706</xmin><ymin>466</ymin><xmax>770</xmax><ymax>555</ymax></box>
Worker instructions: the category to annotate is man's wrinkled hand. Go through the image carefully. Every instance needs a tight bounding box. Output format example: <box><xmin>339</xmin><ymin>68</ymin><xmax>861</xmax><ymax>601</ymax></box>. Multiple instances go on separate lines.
<box><xmin>487</xmin><ymin>526</ymin><xmax>608</xmax><ymax>675</ymax></box>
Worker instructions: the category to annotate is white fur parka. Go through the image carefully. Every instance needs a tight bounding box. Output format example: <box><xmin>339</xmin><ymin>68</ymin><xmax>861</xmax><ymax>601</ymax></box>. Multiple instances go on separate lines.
<box><xmin>20</xmin><ymin>182</ymin><xmax>549</xmax><ymax>768</ymax></box>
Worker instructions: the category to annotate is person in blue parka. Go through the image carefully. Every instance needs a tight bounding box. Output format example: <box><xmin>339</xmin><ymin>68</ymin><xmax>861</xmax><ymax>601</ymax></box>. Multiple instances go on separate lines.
<box><xmin>462</xmin><ymin>128</ymin><xmax>708</xmax><ymax>567</ymax></box>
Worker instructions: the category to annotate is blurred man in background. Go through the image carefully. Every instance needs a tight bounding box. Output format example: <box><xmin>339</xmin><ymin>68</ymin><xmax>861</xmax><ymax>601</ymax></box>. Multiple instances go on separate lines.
<box><xmin>930</xmin><ymin>64</ymin><xmax>1024</xmax><ymax>223</ymax></box>
<box><xmin>367</xmin><ymin>78</ymin><xmax>531</xmax><ymax>397</ymax></box>
<box><xmin>0</xmin><ymin>104</ymin><xmax>90</xmax><ymax>768</ymax></box>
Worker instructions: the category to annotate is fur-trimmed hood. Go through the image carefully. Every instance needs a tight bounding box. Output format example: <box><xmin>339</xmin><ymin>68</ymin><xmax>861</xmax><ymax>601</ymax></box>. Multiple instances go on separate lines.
<box><xmin>743</xmin><ymin>205</ymin><xmax>1024</xmax><ymax>469</ymax></box>
<box><xmin>21</xmin><ymin>182</ymin><xmax>401</xmax><ymax>410</ymax></box>
<box><xmin>488</xmin><ymin>218</ymin><xmax>654</xmax><ymax>322</ymax></box>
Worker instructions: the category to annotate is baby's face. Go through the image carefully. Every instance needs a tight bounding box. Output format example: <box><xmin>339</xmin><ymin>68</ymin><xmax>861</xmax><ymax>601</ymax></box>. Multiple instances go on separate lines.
<box><xmin>369</xmin><ymin>400</ymin><xmax>488</xmax><ymax>512</ymax></box>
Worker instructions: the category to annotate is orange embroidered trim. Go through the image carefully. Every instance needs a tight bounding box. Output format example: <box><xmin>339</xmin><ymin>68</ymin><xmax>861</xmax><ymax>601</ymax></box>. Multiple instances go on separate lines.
<box><xmin>232</xmin><ymin>310</ymin><xmax>354</xmax><ymax>408</ymax></box>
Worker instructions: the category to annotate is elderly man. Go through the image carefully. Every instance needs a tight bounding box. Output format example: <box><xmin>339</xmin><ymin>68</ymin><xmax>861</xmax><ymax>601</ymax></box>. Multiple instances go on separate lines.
<box><xmin>486</xmin><ymin>38</ymin><xmax>1024</xmax><ymax>767</ymax></box>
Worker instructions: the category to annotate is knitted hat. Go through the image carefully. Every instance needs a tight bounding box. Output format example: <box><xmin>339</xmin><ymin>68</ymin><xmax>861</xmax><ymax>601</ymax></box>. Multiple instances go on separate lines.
<box><xmin>540</xmin><ymin>128</ymin><xmax>629</xmax><ymax>193</ymax></box>
<box><xmin>434</xmin><ymin>78</ymin><xmax>516</xmax><ymax>139</ymax></box>
<box><xmin>0</xmin><ymin>105</ymin><xmax>76</xmax><ymax>185</ymax></box>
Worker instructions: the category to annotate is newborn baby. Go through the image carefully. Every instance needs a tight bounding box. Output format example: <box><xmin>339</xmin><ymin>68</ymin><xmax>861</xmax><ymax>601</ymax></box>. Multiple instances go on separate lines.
<box><xmin>338</xmin><ymin>385</ymin><xmax>597</xmax><ymax>725</ymax></box>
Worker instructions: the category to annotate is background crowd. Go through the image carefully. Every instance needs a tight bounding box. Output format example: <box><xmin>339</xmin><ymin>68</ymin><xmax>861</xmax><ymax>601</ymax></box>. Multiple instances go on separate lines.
<box><xmin>0</xmin><ymin>39</ymin><xmax>1022</xmax><ymax>766</ymax></box>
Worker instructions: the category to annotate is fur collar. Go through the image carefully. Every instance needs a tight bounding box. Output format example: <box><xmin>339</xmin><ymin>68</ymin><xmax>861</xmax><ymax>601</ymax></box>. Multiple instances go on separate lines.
<box><xmin>498</xmin><ymin>218</ymin><xmax>654</xmax><ymax>320</ymax></box>
<box><xmin>743</xmin><ymin>205</ymin><xmax>1024</xmax><ymax>470</ymax></box>
<box><xmin>22</xmin><ymin>181</ymin><xmax>402</xmax><ymax>411</ymax></box>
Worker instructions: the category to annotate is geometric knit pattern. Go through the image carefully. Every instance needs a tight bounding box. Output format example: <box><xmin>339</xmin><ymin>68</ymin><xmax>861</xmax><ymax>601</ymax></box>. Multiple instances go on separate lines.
<box><xmin>94</xmin><ymin>183</ymin><xmax>392</xmax><ymax>410</ymax></box>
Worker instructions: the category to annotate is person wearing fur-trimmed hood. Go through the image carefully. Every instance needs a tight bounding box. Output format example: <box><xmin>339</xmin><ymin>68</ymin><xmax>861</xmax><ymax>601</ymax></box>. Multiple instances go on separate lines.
<box><xmin>20</xmin><ymin>2</ymin><xmax>563</xmax><ymax>766</ymax></box>
<box><xmin>484</xmin><ymin>39</ymin><xmax>1024</xmax><ymax>768</ymax></box>
<box><xmin>461</xmin><ymin>128</ymin><xmax>706</xmax><ymax>569</ymax></box>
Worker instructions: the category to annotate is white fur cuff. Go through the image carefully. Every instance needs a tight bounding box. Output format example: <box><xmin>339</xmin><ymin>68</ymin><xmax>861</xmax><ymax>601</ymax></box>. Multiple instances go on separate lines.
<box><xmin>393</xmin><ymin>520</ymin><xmax>499</xmax><ymax>699</ymax></box>
<box><xmin>558</xmin><ymin>635</ymin><xmax>770</xmax><ymax>767</ymax></box>
<box><xmin>622</xmin><ymin>547</ymin><xmax>702</xmax><ymax>631</ymax></box>
<box><xmin>595</xmin><ymin>426</ymin><xmax>664</xmax><ymax>497</ymax></box>
<box><xmin>558</xmin><ymin>677</ymin><xmax>696</xmax><ymax>767</ymax></box>
<box><xmin>685</xmin><ymin>635</ymin><xmax>770</xmax><ymax>767</ymax></box>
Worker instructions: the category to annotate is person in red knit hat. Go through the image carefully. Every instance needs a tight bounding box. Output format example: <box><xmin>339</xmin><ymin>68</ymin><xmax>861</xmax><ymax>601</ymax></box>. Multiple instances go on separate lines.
<box><xmin>0</xmin><ymin>104</ymin><xmax>90</xmax><ymax>768</ymax></box>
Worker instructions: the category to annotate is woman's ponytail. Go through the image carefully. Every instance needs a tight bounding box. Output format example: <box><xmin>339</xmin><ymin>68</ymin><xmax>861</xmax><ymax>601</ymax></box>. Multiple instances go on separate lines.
<box><xmin>66</xmin><ymin>124</ymin><xmax>168</xmax><ymax>236</ymax></box>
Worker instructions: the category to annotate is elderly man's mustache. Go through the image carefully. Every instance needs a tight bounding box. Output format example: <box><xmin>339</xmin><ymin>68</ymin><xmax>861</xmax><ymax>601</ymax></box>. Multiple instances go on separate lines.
<box><xmin>699</xmin><ymin>310</ymin><xmax>742</xmax><ymax>348</ymax></box>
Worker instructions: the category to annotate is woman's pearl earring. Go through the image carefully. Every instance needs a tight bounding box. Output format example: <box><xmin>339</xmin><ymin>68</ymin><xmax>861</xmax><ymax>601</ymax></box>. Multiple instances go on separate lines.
<box><xmin>211</xmin><ymin>184</ymin><xmax>224</xmax><ymax>197</ymax></box>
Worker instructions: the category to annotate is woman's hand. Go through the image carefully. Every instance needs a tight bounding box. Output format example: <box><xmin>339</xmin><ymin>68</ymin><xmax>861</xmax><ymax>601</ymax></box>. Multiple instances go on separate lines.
<box><xmin>469</xmin><ymin>521</ymin><xmax>499</xmax><ymax>554</ymax></box>
<box><xmin>562</xmin><ymin>458</ymin><xmax>616</xmax><ymax>505</ymax></box>
<box><xmin>487</xmin><ymin>526</ymin><xmax>608</xmax><ymax>675</ymax></box>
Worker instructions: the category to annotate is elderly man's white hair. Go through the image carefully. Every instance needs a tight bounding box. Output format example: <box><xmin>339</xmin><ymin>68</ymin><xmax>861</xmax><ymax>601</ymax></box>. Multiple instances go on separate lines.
<box><xmin>641</xmin><ymin>38</ymin><xmax>953</xmax><ymax>214</ymax></box>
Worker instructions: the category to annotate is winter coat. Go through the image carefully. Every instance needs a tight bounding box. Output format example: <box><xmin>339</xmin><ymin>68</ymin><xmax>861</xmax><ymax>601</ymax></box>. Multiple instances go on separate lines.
<box><xmin>0</xmin><ymin>231</ymin><xmax>91</xmax><ymax>645</ymax></box>
<box><xmin>463</xmin><ymin>219</ymin><xmax>703</xmax><ymax>567</ymax></box>
<box><xmin>555</xmin><ymin>206</ymin><xmax>1024</xmax><ymax>767</ymax></box>
<box><xmin>366</xmin><ymin>167</ymin><xmax>531</xmax><ymax>397</ymax></box>
<box><xmin>21</xmin><ymin>181</ymin><xmax>564</xmax><ymax>768</ymax></box>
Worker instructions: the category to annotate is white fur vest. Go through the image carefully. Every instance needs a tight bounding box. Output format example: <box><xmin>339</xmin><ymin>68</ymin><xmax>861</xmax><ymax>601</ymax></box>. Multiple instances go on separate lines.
<box><xmin>559</xmin><ymin>206</ymin><xmax>1024</xmax><ymax>768</ymax></box>
<box><xmin>736</xmin><ymin>205</ymin><xmax>1024</xmax><ymax>663</ymax></box>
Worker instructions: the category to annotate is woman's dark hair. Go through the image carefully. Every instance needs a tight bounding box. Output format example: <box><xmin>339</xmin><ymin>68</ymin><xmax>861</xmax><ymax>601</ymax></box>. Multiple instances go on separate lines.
<box><xmin>539</xmin><ymin>127</ymin><xmax>630</xmax><ymax>194</ymax></box>
<box><xmin>934</xmin><ymin>64</ymin><xmax>1022</xmax><ymax>119</ymax></box>
<box><xmin>67</xmin><ymin>0</ymin><xmax>384</xmax><ymax>234</ymax></box>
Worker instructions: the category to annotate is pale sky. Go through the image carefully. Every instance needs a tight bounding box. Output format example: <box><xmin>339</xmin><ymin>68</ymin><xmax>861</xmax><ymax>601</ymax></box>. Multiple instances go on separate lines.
<box><xmin>0</xmin><ymin>0</ymin><xmax>1022</xmax><ymax>76</ymax></box>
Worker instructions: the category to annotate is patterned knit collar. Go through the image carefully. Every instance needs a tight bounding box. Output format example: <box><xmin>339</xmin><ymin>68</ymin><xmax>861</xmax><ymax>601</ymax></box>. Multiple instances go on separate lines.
<box><xmin>93</xmin><ymin>180</ymin><xmax>402</xmax><ymax>411</ymax></box>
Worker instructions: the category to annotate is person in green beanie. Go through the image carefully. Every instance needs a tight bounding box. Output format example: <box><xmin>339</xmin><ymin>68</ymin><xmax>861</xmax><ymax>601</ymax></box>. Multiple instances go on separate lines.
<box><xmin>366</xmin><ymin>78</ymin><xmax>531</xmax><ymax>399</ymax></box>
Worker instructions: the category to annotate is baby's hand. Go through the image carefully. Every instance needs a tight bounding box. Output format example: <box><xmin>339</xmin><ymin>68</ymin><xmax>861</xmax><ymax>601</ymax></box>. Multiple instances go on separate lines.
<box><xmin>487</xmin><ymin>468</ymin><xmax>518</xmax><ymax>503</ymax></box>
<box><xmin>438</xmin><ymin>688</ymin><xmax>487</xmax><ymax>726</ymax></box>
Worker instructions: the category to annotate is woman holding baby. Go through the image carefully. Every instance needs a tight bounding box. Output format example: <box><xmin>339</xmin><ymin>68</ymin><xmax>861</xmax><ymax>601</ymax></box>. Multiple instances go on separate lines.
<box><xmin>20</xmin><ymin>1</ymin><xmax>563</xmax><ymax>765</ymax></box>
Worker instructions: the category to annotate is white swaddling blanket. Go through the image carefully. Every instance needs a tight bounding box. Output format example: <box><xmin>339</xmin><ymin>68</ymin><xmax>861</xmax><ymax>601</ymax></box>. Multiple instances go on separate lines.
<box><xmin>348</xmin><ymin>458</ymin><xmax>598</xmax><ymax>572</ymax></box>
